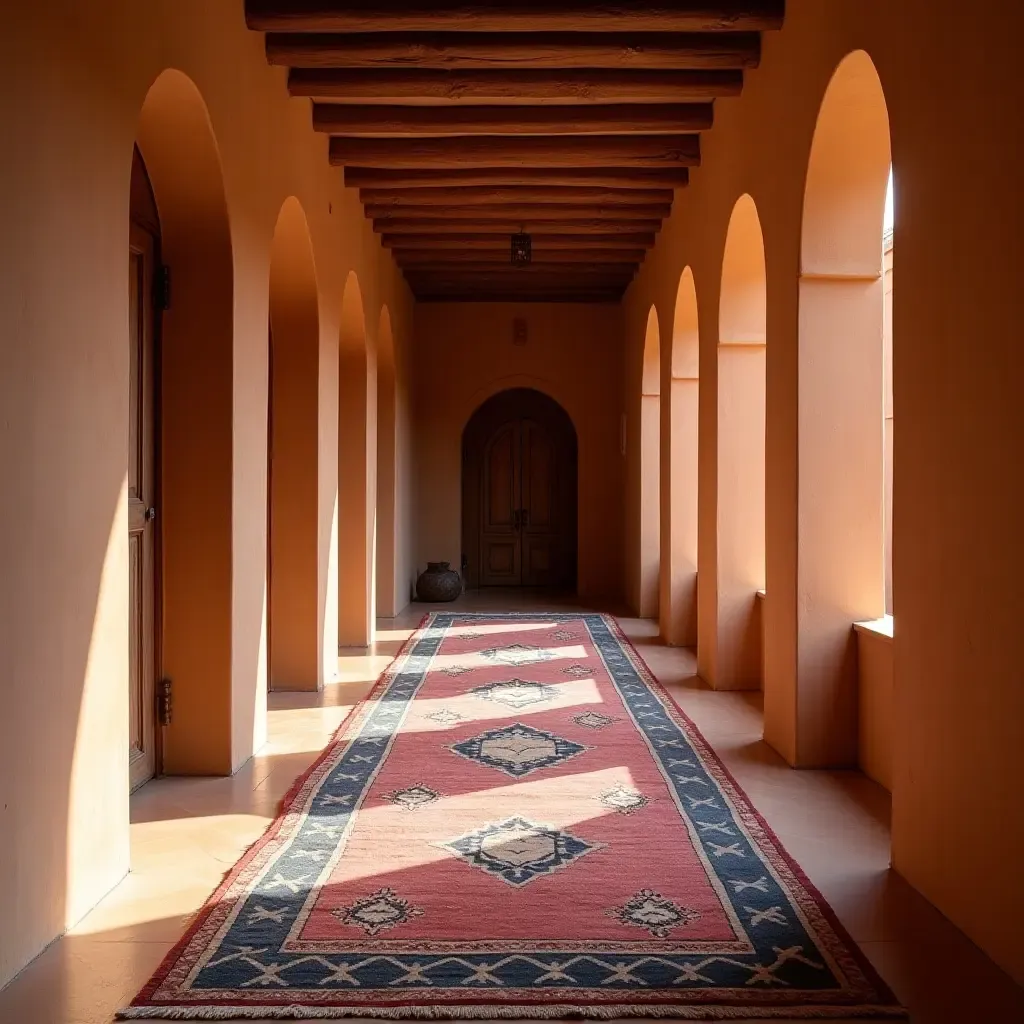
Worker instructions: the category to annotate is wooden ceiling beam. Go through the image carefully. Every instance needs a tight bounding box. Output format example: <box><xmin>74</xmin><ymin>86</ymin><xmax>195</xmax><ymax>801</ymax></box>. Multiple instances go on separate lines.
<box><xmin>248</xmin><ymin>2</ymin><xmax>785</xmax><ymax>34</ymax></box>
<box><xmin>374</xmin><ymin>217</ymin><xmax>662</xmax><ymax>234</ymax></box>
<box><xmin>313</xmin><ymin>102</ymin><xmax>712</xmax><ymax>136</ymax></box>
<box><xmin>394</xmin><ymin>249</ymin><xmax>646</xmax><ymax>265</ymax></box>
<box><xmin>267</xmin><ymin>32</ymin><xmax>760</xmax><ymax>71</ymax></box>
<box><xmin>289</xmin><ymin>68</ymin><xmax>743</xmax><ymax>104</ymax></box>
<box><xmin>368</xmin><ymin>203</ymin><xmax>671</xmax><ymax>221</ymax></box>
<box><xmin>330</xmin><ymin>135</ymin><xmax>699</xmax><ymax>169</ymax></box>
<box><xmin>383</xmin><ymin>232</ymin><xmax>655</xmax><ymax>249</ymax></box>
<box><xmin>416</xmin><ymin>292</ymin><xmax>624</xmax><ymax>304</ymax></box>
<box><xmin>346</xmin><ymin>167</ymin><xmax>688</xmax><ymax>189</ymax></box>
<box><xmin>360</xmin><ymin>186</ymin><xmax>675</xmax><ymax>206</ymax></box>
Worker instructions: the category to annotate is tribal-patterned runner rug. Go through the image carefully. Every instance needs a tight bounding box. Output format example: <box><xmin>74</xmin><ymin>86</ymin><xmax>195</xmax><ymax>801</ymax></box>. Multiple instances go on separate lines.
<box><xmin>120</xmin><ymin>613</ymin><xmax>902</xmax><ymax>1019</ymax></box>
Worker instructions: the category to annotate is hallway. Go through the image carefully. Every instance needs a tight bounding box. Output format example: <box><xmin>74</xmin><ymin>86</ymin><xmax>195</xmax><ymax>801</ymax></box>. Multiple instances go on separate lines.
<box><xmin>0</xmin><ymin>597</ymin><xmax>1020</xmax><ymax>1023</ymax></box>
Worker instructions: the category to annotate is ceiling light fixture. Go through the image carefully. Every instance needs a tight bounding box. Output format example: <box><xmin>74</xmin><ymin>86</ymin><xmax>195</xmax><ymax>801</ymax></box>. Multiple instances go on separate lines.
<box><xmin>511</xmin><ymin>226</ymin><xmax>532</xmax><ymax>267</ymax></box>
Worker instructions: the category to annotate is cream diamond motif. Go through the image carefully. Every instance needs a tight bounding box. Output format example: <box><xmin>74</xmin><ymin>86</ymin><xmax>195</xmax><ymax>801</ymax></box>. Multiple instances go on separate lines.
<box><xmin>477</xmin><ymin>643</ymin><xmax>555</xmax><ymax>667</ymax></box>
<box><xmin>471</xmin><ymin>678</ymin><xmax>557</xmax><ymax>709</ymax></box>
<box><xmin>449</xmin><ymin>723</ymin><xmax>588</xmax><ymax>777</ymax></box>
<box><xmin>385</xmin><ymin>785</ymin><xmax>441</xmax><ymax>811</ymax></box>
<box><xmin>574</xmin><ymin>711</ymin><xmax>616</xmax><ymax>729</ymax></box>
<box><xmin>599</xmin><ymin>784</ymin><xmax>648</xmax><ymax>814</ymax></box>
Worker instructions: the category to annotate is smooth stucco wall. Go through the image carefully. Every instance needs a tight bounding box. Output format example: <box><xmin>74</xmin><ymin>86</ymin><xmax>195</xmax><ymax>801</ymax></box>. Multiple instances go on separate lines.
<box><xmin>412</xmin><ymin>303</ymin><xmax>625</xmax><ymax>604</ymax></box>
<box><xmin>623</xmin><ymin>0</ymin><xmax>1024</xmax><ymax>982</ymax></box>
<box><xmin>0</xmin><ymin>0</ymin><xmax>412</xmax><ymax>987</ymax></box>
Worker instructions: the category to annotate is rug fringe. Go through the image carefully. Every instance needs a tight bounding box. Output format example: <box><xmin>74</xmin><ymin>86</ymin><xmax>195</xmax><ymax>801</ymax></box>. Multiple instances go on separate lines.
<box><xmin>116</xmin><ymin>1002</ymin><xmax>909</xmax><ymax>1020</ymax></box>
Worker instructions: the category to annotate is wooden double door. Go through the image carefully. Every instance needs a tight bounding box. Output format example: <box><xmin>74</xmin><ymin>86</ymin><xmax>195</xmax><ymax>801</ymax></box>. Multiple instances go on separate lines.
<box><xmin>462</xmin><ymin>389</ymin><xmax>577</xmax><ymax>589</ymax></box>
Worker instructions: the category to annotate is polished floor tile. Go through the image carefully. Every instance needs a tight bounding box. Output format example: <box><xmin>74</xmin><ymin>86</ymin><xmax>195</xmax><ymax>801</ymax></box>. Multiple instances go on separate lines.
<box><xmin>0</xmin><ymin>593</ymin><xmax>1021</xmax><ymax>1022</ymax></box>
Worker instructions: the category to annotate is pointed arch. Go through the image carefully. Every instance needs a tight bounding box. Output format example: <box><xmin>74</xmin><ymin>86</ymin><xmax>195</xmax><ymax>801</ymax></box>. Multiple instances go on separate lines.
<box><xmin>338</xmin><ymin>272</ymin><xmax>375</xmax><ymax>647</ymax></box>
<box><xmin>711</xmin><ymin>195</ymin><xmax>766</xmax><ymax>691</ymax></box>
<box><xmin>773</xmin><ymin>50</ymin><xmax>892</xmax><ymax>767</ymax></box>
<box><xmin>661</xmin><ymin>268</ymin><xmax>700</xmax><ymax>646</ymax></box>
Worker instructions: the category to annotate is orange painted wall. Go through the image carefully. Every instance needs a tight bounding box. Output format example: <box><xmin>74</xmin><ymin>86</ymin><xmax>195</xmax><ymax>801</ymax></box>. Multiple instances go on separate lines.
<box><xmin>412</xmin><ymin>303</ymin><xmax>625</xmax><ymax>603</ymax></box>
<box><xmin>0</xmin><ymin>0</ymin><xmax>412</xmax><ymax>987</ymax></box>
<box><xmin>624</xmin><ymin>0</ymin><xmax>1024</xmax><ymax>982</ymax></box>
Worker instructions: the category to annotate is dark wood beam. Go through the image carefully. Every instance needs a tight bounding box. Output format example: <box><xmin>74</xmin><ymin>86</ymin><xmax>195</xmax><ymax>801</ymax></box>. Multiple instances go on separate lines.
<box><xmin>368</xmin><ymin>203</ymin><xmax>671</xmax><ymax>221</ymax></box>
<box><xmin>289</xmin><ymin>68</ymin><xmax>743</xmax><ymax>104</ymax></box>
<box><xmin>393</xmin><ymin>248</ymin><xmax>647</xmax><ymax>265</ymax></box>
<box><xmin>415</xmin><ymin>292</ymin><xmax>624</xmax><ymax>303</ymax></box>
<box><xmin>406</xmin><ymin>270</ymin><xmax>633</xmax><ymax>284</ymax></box>
<box><xmin>248</xmin><ymin>2</ymin><xmax>785</xmax><ymax>33</ymax></box>
<box><xmin>330</xmin><ymin>135</ymin><xmax>699</xmax><ymax>169</ymax></box>
<box><xmin>313</xmin><ymin>102</ymin><xmax>712</xmax><ymax>136</ymax></box>
<box><xmin>346</xmin><ymin>167</ymin><xmax>689</xmax><ymax>188</ymax></box>
<box><xmin>268</xmin><ymin>31</ymin><xmax>761</xmax><ymax>70</ymax></box>
<box><xmin>375</xmin><ymin>217</ymin><xmax>662</xmax><ymax>234</ymax></box>
<box><xmin>361</xmin><ymin>185</ymin><xmax>675</xmax><ymax>206</ymax></box>
<box><xmin>383</xmin><ymin>232</ymin><xmax>655</xmax><ymax>249</ymax></box>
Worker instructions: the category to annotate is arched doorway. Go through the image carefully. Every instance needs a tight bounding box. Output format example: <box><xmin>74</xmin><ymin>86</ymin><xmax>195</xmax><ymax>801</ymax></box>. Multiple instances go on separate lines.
<box><xmin>134</xmin><ymin>69</ymin><xmax>236</xmax><ymax>776</ymax></box>
<box><xmin>462</xmin><ymin>389</ymin><xmax>577</xmax><ymax>590</ymax></box>
<box><xmin>638</xmin><ymin>306</ymin><xmax>661</xmax><ymax>618</ymax></box>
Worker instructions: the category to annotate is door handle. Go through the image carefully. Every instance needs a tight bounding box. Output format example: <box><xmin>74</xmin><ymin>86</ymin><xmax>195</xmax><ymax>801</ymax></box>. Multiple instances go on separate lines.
<box><xmin>145</xmin><ymin>507</ymin><xmax>157</xmax><ymax>522</ymax></box>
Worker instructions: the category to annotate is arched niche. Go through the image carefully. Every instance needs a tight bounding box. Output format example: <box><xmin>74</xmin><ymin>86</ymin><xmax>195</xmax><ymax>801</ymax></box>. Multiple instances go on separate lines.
<box><xmin>779</xmin><ymin>50</ymin><xmax>891</xmax><ymax>768</ymax></box>
<box><xmin>268</xmin><ymin>196</ymin><xmax>321</xmax><ymax>692</ymax></box>
<box><xmin>135</xmin><ymin>69</ymin><xmax>237</xmax><ymax>774</ymax></box>
<box><xmin>713</xmin><ymin>194</ymin><xmax>766</xmax><ymax>692</ymax></box>
<box><xmin>660</xmin><ymin>268</ymin><xmax>700</xmax><ymax>647</ymax></box>
<box><xmin>638</xmin><ymin>306</ymin><xmax>661</xmax><ymax>619</ymax></box>
<box><xmin>337</xmin><ymin>271</ymin><xmax>375</xmax><ymax>647</ymax></box>
<box><xmin>375</xmin><ymin>306</ymin><xmax>400</xmax><ymax>617</ymax></box>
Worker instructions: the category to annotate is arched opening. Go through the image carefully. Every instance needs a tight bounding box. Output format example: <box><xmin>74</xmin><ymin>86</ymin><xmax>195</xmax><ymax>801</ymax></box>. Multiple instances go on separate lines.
<box><xmin>338</xmin><ymin>271</ymin><xmax>374</xmax><ymax>647</ymax></box>
<box><xmin>375</xmin><ymin>306</ymin><xmax>399</xmax><ymax>617</ymax></box>
<box><xmin>639</xmin><ymin>306</ymin><xmax>661</xmax><ymax>618</ymax></box>
<box><xmin>785</xmin><ymin>50</ymin><xmax>891</xmax><ymax>767</ymax></box>
<box><xmin>267</xmin><ymin>197</ymin><xmax>320</xmax><ymax>692</ymax></box>
<box><xmin>135</xmin><ymin>69</ymin><xmax>236</xmax><ymax>775</ymax></box>
<box><xmin>714</xmin><ymin>195</ymin><xmax>766</xmax><ymax>691</ymax></box>
<box><xmin>661</xmin><ymin>269</ymin><xmax>700</xmax><ymax>647</ymax></box>
<box><xmin>462</xmin><ymin>389</ymin><xmax>578</xmax><ymax>591</ymax></box>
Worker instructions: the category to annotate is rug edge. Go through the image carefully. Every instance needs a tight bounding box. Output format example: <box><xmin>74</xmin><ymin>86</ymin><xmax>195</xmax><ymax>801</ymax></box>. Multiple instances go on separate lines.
<box><xmin>602</xmin><ymin>615</ymin><xmax>904</xmax><ymax>1014</ymax></box>
<box><xmin>116</xmin><ymin>1002</ymin><xmax>909</xmax><ymax>1020</ymax></box>
<box><xmin>122</xmin><ymin>612</ymin><xmax>435</xmax><ymax>1009</ymax></box>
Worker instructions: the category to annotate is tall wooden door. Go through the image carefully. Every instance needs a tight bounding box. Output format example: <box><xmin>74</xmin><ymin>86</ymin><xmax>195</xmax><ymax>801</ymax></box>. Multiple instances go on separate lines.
<box><xmin>128</xmin><ymin>149</ymin><xmax>160</xmax><ymax>791</ymax></box>
<box><xmin>465</xmin><ymin>389</ymin><xmax>577</xmax><ymax>590</ymax></box>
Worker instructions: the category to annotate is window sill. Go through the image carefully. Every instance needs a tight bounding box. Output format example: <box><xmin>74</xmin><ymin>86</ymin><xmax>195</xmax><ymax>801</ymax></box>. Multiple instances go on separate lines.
<box><xmin>854</xmin><ymin>614</ymin><xmax>893</xmax><ymax>642</ymax></box>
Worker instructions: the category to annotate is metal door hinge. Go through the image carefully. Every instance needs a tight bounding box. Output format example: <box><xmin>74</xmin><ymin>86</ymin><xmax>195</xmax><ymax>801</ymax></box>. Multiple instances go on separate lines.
<box><xmin>157</xmin><ymin>678</ymin><xmax>173</xmax><ymax>727</ymax></box>
<box><xmin>155</xmin><ymin>265</ymin><xmax>171</xmax><ymax>312</ymax></box>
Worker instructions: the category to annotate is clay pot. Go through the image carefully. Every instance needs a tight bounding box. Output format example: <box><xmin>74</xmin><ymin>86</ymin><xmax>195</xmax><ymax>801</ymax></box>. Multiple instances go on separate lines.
<box><xmin>416</xmin><ymin>561</ymin><xmax>462</xmax><ymax>602</ymax></box>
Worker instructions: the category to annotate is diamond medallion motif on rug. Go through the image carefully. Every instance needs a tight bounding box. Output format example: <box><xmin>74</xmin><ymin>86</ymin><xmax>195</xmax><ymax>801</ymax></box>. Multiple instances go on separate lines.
<box><xmin>470</xmin><ymin>677</ymin><xmax>557</xmax><ymax>709</ymax></box>
<box><xmin>449</xmin><ymin>722</ymin><xmax>588</xmax><ymax>777</ymax></box>
<box><xmin>439</xmin><ymin>816</ymin><xmax>601</xmax><ymax>886</ymax></box>
<box><xmin>119</xmin><ymin>612</ymin><xmax>905</xmax><ymax>1020</ymax></box>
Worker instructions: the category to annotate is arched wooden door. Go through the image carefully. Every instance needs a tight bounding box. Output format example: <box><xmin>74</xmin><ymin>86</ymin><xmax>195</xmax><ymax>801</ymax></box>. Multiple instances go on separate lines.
<box><xmin>462</xmin><ymin>389</ymin><xmax>577</xmax><ymax>590</ymax></box>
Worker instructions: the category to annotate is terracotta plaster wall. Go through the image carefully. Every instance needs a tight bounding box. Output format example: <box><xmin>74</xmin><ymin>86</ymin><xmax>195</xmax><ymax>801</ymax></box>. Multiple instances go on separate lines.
<box><xmin>623</xmin><ymin>0</ymin><xmax>1024</xmax><ymax>981</ymax></box>
<box><xmin>413</xmin><ymin>303</ymin><xmax>625</xmax><ymax>603</ymax></box>
<box><xmin>0</xmin><ymin>0</ymin><xmax>411</xmax><ymax>987</ymax></box>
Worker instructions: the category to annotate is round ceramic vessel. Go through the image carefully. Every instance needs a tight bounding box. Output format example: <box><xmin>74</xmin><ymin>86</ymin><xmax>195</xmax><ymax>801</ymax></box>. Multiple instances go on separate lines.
<box><xmin>416</xmin><ymin>561</ymin><xmax>462</xmax><ymax>602</ymax></box>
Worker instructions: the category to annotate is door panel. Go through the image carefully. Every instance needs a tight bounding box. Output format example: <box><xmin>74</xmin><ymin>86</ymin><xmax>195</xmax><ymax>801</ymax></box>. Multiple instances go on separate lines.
<box><xmin>462</xmin><ymin>389</ymin><xmax>577</xmax><ymax>591</ymax></box>
<box><xmin>521</xmin><ymin>419</ymin><xmax>560</xmax><ymax>587</ymax></box>
<box><xmin>128</xmin><ymin>220</ymin><xmax>158</xmax><ymax>792</ymax></box>
<box><xmin>480</xmin><ymin>423</ymin><xmax>521</xmax><ymax>585</ymax></box>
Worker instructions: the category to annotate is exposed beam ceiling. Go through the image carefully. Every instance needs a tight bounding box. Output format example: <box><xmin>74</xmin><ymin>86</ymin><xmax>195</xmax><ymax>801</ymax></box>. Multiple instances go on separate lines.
<box><xmin>246</xmin><ymin>1</ymin><xmax>784</xmax><ymax>301</ymax></box>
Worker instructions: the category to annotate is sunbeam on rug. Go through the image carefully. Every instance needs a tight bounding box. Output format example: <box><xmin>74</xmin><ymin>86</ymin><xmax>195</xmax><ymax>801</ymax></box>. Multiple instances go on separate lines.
<box><xmin>119</xmin><ymin>613</ymin><xmax>903</xmax><ymax>1020</ymax></box>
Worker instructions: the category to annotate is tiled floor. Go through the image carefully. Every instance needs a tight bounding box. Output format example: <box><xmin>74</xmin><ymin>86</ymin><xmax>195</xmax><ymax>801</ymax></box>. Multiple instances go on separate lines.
<box><xmin>1</xmin><ymin>592</ymin><xmax>1022</xmax><ymax>1022</ymax></box>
